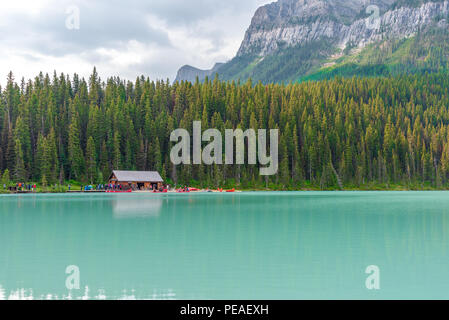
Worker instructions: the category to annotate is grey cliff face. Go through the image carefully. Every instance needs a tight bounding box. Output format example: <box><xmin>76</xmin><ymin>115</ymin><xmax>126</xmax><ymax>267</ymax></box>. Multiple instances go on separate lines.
<box><xmin>237</xmin><ymin>0</ymin><xmax>448</xmax><ymax>57</ymax></box>
<box><xmin>248</xmin><ymin>0</ymin><xmax>393</xmax><ymax>28</ymax></box>
<box><xmin>174</xmin><ymin>63</ymin><xmax>224</xmax><ymax>83</ymax></box>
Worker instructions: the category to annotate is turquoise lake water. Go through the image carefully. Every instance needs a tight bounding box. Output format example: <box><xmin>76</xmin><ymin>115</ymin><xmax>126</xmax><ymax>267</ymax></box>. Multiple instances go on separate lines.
<box><xmin>1</xmin><ymin>191</ymin><xmax>449</xmax><ymax>300</ymax></box>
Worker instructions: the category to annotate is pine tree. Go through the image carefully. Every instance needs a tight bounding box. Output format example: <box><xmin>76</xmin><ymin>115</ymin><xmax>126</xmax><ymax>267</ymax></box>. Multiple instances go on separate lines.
<box><xmin>68</xmin><ymin>113</ymin><xmax>84</xmax><ymax>179</ymax></box>
<box><xmin>47</xmin><ymin>128</ymin><xmax>59</xmax><ymax>183</ymax></box>
<box><xmin>153</xmin><ymin>137</ymin><xmax>162</xmax><ymax>173</ymax></box>
<box><xmin>86</xmin><ymin>136</ymin><xmax>97</xmax><ymax>184</ymax></box>
<box><xmin>40</xmin><ymin>137</ymin><xmax>51</xmax><ymax>183</ymax></box>
<box><xmin>100</xmin><ymin>141</ymin><xmax>109</xmax><ymax>181</ymax></box>
<box><xmin>6</xmin><ymin>127</ymin><xmax>15</xmax><ymax>171</ymax></box>
<box><xmin>14</xmin><ymin>139</ymin><xmax>26</xmax><ymax>182</ymax></box>
<box><xmin>137</xmin><ymin>138</ymin><xmax>146</xmax><ymax>171</ymax></box>
<box><xmin>113</xmin><ymin>131</ymin><xmax>122</xmax><ymax>170</ymax></box>
<box><xmin>2</xmin><ymin>169</ymin><xmax>10</xmax><ymax>187</ymax></box>
<box><xmin>35</xmin><ymin>133</ymin><xmax>45</xmax><ymax>181</ymax></box>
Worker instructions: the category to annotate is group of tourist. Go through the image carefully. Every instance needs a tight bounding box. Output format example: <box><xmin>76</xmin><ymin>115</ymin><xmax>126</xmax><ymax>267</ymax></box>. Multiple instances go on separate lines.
<box><xmin>68</xmin><ymin>183</ymin><xmax>172</xmax><ymax>192</ymax></box>
<box><xmin>76</xmin><ymin>184</ymin><xmax>127</xmax><ymax>191</ymax></box>
<box><xmin>106</xmin><ymin>184</ymin><xmax>126</xmax><ymax>191</ymax></box>
<box><xmin>15</xmin><ymin>183</ymin><xmax>37</xmax><ymax>192</ymax></box>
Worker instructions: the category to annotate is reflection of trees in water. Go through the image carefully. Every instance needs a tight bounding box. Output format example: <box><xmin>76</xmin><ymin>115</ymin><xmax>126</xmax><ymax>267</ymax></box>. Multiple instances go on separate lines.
<box><xmin>0</xmin><ymin>284</ymin><xmax>176</xmax><ymax>300</ymax></box>
<box><xmin>112</xmin><ymin>197</ymin><xmax>163</xmax><ymax>219</ymax></box>
<box><xmin>0</xmin><ymin>285</ymin><xmax>5</xmax><ymax>300</ymax></box>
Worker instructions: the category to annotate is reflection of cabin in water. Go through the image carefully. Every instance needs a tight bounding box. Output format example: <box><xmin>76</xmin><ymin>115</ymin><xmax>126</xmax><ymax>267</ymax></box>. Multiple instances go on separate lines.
<box><xmin>108</xmin><ymin>170</ymin><xmax>164</xmax><ymax>190</ymax></box>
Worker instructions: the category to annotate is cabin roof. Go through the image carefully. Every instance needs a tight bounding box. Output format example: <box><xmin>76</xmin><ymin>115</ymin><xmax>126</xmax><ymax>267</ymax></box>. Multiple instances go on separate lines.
<box><xmin>110</xmin><ymin>170</ymin><xmax>163</xmax><ymax>182</ymax></box>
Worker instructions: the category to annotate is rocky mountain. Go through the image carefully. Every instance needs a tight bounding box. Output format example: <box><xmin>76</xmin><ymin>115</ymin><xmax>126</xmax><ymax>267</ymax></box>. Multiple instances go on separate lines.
<box><xmin>237</xmin><ymin>0</ymin><xmax>447</xmax><ymax>56</ymax></box>
<box><xmin>174</xmin><ymin>63</ymin><xmax>224</xmax><ymax>83</ymax></box>
<box><xmin>176</xmin><ymin>0</ymin><xmax>449</xmax><ymax>83</ymax></box>
<box><xmin>236</xmin><ymin>0</ymin><xmax>396</xmax><ymax>56</ymax></box>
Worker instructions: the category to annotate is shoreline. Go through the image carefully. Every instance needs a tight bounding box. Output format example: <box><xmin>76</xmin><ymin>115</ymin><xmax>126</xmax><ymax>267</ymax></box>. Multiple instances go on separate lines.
<box><xmin>2</xmin><ymin>188</ymin><xmax>449</xmax><ymax>195</ymax></box>
<box><xmin>2</xmin><ymin>182</ymin><xmax>449</xmax><ymax>195</ymax></box>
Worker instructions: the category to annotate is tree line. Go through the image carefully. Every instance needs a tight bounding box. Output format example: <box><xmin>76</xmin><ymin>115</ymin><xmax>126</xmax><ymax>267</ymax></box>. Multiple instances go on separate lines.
<box><xmin>2</xmin><ymin>68</ymin><xmax>449</xmax><ymax>190</ymax></box>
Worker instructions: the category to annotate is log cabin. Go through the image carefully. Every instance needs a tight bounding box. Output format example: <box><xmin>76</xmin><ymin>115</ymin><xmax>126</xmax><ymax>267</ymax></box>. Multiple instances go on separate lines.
<box><xmin>108</xmin><ymin>170</ymin><xmax>164</xmax><ymax>190</ymax></box>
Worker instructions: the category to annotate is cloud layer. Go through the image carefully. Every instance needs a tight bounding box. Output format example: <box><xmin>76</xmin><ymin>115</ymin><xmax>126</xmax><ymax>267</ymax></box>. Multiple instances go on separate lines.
<box><xmin>0</xmin><ymin>0</ymin><xmax>272</xmax><ymax>84</ymax></box>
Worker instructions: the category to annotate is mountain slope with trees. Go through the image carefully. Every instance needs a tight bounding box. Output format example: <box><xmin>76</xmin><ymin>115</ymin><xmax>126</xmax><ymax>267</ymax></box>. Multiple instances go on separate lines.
<box><xmin>2</xmin><ymin>69</ymin><xmax>449</xmax><ymax>190</ymax></box>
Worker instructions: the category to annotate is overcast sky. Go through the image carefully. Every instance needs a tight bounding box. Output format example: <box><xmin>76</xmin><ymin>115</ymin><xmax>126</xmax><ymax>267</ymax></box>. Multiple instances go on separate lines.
<box><xmin>0</xmin><ymin>0</ymin><xmax>272</xmax><ymax>84</ymax></box>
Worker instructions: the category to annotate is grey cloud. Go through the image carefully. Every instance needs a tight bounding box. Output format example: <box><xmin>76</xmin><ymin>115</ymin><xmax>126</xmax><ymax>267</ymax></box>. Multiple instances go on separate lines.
<box><xmin>0</xmin><ymin>0</ymin><xmax>272</xmax><ymax>81</ymax></box>
<box><xmin>100</xmin><ymin>0</ymin><xmax>270</xmax><ymax>27</ymax></box>
<box><xmin>1</xmin><ymin>0</ymin><xmax>172</xmax><ymax>56</ymax></box>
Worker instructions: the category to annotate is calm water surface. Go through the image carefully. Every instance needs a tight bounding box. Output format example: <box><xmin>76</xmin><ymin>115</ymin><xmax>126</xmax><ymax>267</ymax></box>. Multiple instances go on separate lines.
<box><xmin>1</xmin><ymin>191</ymin><xmax>449</xmax><ymax>300</ymax></box>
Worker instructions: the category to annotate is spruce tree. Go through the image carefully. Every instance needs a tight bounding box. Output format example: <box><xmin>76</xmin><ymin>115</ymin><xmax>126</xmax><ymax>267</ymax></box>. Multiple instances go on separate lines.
<box><xmin>68</xmin><ymin>113</ymin><xmax>84</xmax><ymax>179</ymax></box>
<box><xmin>86</xmin><ymin>136</ymin><xmax>97</xmax><ymax>184</ymax></box>
<box><xmin>14</xmin><ymin>139</ymin><xmax>26</xmax><ymax>182</ymax></box>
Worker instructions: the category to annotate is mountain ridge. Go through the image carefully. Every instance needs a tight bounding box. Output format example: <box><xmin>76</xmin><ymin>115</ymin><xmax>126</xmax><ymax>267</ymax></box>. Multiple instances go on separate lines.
<box><xmin>174</xmin><ymin>63</ymin><xmax>224</xmax><ymax>83</ymax></box>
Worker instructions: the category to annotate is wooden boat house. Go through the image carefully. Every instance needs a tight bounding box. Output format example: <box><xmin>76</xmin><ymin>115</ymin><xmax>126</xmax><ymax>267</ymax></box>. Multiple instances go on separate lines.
<box><xmin>108</xmin><ymin>170</ymin><xmax>164</xmax><ymax>190</ymax></box>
